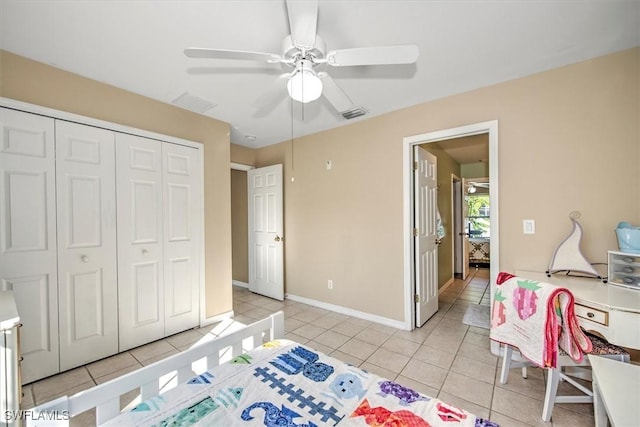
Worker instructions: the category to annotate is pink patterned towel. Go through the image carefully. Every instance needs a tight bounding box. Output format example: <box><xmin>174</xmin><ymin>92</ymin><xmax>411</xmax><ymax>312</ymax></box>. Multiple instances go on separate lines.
<box><xmin>489</xmin><ymin>272</ymin><xmax>592</xmax><ymax>368</ymax></box>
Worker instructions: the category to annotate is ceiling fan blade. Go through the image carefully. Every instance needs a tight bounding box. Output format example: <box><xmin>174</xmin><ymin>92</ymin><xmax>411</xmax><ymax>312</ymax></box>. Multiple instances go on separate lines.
<box><xmin>184</xmin><ymin>47</ymin><xmax>281</xmax><ymax>63</ymax></box>
<box><xmin>286</xmin><ymin>0</ymin><xmax>318</xmax><ymax>49</ymax></box>
<box><xmin>327</xmin><ymin>44</ymin><xmax>419</xmax><ymax>67</ymax></box>
<box><xmin>318</xmin><ymin>72</ymin><xmax>354</xmax><ymax>113</ymax></box>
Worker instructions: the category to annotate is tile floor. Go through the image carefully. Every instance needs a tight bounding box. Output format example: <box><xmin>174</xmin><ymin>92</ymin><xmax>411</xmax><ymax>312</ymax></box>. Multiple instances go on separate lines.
<box><xmin>22</xmin><ymin>268</ymin><xmax>599</xmax><ymax>426</ymax></box>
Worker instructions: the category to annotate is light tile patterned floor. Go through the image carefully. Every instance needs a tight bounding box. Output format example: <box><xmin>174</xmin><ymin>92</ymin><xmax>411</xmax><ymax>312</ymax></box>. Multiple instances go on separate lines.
<box><xmin>22</xmin><ymin>268</ymin><xmax>598</xmax><ymax>426</ymax></box>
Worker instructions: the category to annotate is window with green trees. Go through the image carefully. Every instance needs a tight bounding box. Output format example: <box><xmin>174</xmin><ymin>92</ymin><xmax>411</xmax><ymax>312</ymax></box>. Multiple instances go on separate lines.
<box><xmin>467</xmin><ymin>194</ymin><xmax>490</xmax><ymax>237</ymax></box>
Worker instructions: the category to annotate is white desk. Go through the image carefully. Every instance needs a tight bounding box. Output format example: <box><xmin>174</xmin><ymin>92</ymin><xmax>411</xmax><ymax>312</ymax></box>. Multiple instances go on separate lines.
<box><xmin>589</xmin><ymin>355</ymin><xmax>640</xmax><ymax>426</ymax></box>
<box><xmin>516</xmin><ymin>270</ymin><xmax>640</xmax><ymax>350</ymax></box>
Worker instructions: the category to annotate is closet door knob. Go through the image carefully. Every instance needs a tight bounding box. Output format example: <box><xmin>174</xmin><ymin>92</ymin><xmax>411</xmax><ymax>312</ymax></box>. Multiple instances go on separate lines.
<box><xmin>81</xmin><ymin>255</ymin><xmax>89</xmax><ymax>263</ymax></box>
<box><xmin>142</xmin><ymin>249</ymin><xmax>149</xmax><ymax>256</ymax></box>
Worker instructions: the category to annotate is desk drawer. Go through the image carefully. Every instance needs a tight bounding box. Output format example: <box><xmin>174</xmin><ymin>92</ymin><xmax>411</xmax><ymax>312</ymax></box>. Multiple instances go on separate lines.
<box><xmin>575</xmin><ymin>304</ymin><xmax>608</xmax><ymax>325</ymax></box>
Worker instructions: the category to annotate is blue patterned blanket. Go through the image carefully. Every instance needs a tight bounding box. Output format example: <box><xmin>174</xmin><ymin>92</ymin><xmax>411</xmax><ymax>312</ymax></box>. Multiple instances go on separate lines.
<box><xmin>103</xmin><ymin>339</ymin><xmax>498</xmax><ymax>426</ymax></box>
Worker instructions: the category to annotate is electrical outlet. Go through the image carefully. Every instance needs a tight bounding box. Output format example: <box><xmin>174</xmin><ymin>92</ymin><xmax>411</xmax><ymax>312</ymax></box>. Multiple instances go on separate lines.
<box><xmin>326</xmin><ymin>160</ymin><xmax>332</xmax><ymax>170</ymax></box>
<box><xmin>328</xmin><ymin>279</ymin><xmax>333</xmax><ymax>290</ymax></box>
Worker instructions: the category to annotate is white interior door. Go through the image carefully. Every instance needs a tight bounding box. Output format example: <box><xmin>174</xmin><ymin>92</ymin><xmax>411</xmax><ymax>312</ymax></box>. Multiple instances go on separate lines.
<box><xmin>461</xmin><ymin>178</ymin><xmax>470</xmax><ymax>279</ymax></box>
<box><xmin>162</xmin><ymin>142</ymin><xmax>200</xmax><ymax>336</ymax></box>
<box><xmin>55</xmin><ymin>121</ymin><xmax>118</xmax><ymax>370</ymax></box>
<box><xmin>414</xmin><ymin>146</ymin><xmax>438</xmax><ymax>327</ymax></box>
<box><xmin>116</xmin><ymin>133</ymin><xmax>164</xmax><ymax>351</ymax></box>
<box><xmin>0</xmin><ymin>108</ymin><xmax>59</xmax><ymax>383</ymax></box>
<box><xmin>248</xmin><ymin>164</ymin><xmax>284</xmax><ymax>301</ymax></box>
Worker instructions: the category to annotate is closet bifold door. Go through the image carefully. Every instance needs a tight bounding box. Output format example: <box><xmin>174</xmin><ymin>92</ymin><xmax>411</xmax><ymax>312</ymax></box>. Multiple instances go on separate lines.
<box><xmin>116</xmin><ymin>133</ymin><xmax>164</xmax><ymax>351</ymax></box>
<box><xmin>0</xmin><ymin>108</ymin><xmax>59</xmax><ymax>383</ymax></box>
<box><xmin>162</xmin><ymin>142</ymin><xmax>200</xmax><ymax>336</ymax></box>
<box><xmin>55</xmin><ymin>121</ymin><xmax>118</xmax><ymax>370</ymax></box>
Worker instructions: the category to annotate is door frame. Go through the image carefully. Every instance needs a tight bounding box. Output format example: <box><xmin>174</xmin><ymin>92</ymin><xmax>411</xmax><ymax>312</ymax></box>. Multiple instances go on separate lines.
<box><xmin>402</xmin><ymin>120</ymin><xmax>499</xmax><ymax>330</ymax></box>
<box><xmin>230</xmin><ymin>162</ymin><xmax>255</xmax><ymax>289</ymax></box>
<box><xmin>459</xmin><ymin>176</ymin><xmax>472</xmax><ymax>280</ymax></box>
<box><xmin>451</xmin><ymin>174</ymin><xmax>464</xmax><ymax>279</ymax></box>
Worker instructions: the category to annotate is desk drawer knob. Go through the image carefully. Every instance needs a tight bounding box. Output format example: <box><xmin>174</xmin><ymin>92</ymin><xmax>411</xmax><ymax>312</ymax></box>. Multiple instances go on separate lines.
<box><xmin>587</xmin><ymin>312</ymin><xmax>595</xmax><ymax>318</ymax></box>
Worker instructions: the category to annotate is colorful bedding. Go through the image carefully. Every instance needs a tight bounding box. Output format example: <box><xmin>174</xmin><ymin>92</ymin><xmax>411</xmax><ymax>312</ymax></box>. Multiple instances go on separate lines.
<box><xmin>489</xmin><ymin>272</ymin><xmax>592</xmax><ymax>368</ymax></box>
<box><xmin>469</xmin><ymin>238</ymin><xmax>490</xmax><ymax>264</ymax></box>
<box><xmin>104</xmin><ymin>339</ymin><xmax>498</xmax><ymax>426</ymax></box>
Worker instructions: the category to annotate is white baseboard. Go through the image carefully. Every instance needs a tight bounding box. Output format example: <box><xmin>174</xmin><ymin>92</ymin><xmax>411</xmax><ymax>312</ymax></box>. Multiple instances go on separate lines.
<box><xmin>232</xmin><ymin>280</ymin><xmax>249</xmax><ymax>288</ymax></box>
<box><xmin>439</xmin><ymin>277</ymin><xmax>455</xmax><ymax>294</ymax></box>
<box><xmin>201</xmin><ymin>310</ymin><xmax>235</xmax><ymax>327</ymax></box>
<box><xmin>285</xmin><ymin>293</ymin><xmax>410</xmax><ymax>331</ymax></box>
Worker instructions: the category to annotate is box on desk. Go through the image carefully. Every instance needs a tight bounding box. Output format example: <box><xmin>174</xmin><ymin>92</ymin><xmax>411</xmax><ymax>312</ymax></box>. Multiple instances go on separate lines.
<box><xmin>608</xmin><ymin>251</ymin><xmax>640</xmax><ymax>289</ymax></box>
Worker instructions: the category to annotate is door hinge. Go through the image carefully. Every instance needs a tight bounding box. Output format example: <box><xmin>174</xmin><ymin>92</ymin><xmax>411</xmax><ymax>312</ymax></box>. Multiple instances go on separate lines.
<box><xmin>413</xmin><ymin>228</ymin><xmax>418</xmax><ymax>237</ymax></box>
<box><xmin>413</xmin><ymin>161</ymin><xmax>418</xmax><ymax>170</ymax></box>
<box><xmin>414</xmin><ymin>294</ymin><xmax>420</xmax><ymax>303</ymax></box>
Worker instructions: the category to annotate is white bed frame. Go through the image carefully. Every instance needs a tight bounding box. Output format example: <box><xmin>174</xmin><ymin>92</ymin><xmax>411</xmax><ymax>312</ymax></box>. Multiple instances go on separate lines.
<box><xmin>27</xmin><ymin>311</ymin><xmax>284</xmax><ymax>426</ymax></box>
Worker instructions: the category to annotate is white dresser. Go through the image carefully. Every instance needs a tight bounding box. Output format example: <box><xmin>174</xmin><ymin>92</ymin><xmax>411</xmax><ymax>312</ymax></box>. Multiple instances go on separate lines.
<box><xmin>1</xmin><ymin>291</ymin><xmax>21</xmax><ymax>425</ymax></box>
<box><xmin>516</xmin><ymin>270</ymin><xmax>640</xmax><ymax>350</ymax></box>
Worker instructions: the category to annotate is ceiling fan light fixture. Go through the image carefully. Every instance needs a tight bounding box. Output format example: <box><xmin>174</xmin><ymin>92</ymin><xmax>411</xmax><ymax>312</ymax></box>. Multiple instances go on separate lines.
<box><xmin>287</xmin><ymin>59</ymin><xmax>322</xmax><ymax>103</ymax></box>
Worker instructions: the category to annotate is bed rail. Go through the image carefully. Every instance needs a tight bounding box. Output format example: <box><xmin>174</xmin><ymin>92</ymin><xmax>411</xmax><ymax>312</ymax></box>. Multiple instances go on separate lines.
<box><xmin>26</xmin><ymin>311</ymin><xmax>284</xmax><ymax>426</ymax></box>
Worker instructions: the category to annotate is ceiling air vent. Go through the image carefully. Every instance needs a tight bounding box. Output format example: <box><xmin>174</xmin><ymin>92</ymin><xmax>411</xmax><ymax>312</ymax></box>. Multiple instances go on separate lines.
<box><xmin>341</xmin><ymin>107</ymin><xmax>367</xmax><ymax>120</ymax></box>
<box><xmin>171</xmin><ymin>92</ymin><xmax>216</xmax><ymax>114</ymax></box>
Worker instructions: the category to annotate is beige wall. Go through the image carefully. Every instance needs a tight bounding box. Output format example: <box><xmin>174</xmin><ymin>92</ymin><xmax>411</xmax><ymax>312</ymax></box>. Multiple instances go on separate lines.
<box><xmin>231</xmin><ymin>169</ymin><xmax>249</xmax><ymax>283</ymax></box>
<box><xmin>0</xmin><ymin>50</ymin><xmax>233</xmax><ymax>319</ymax></box>
<box><xmin>255</xmin><ymin>48</ymin><xmax>640</xmax><ymax>323</ymax></box>
<box><xmin>461</xmin><ymin>162</ymin><xmax>489</xmax><ymax>178</ymax></box>
<box><xmin>231</xmin><ymin>143</ymin><xmax>257</xmax><ymax>166</ymax></box>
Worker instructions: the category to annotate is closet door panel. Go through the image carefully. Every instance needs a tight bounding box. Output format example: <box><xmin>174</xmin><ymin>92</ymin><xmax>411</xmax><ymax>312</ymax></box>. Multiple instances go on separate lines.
<box><xmin>163</xmin><ymin>143</ymin><xmax>200</xmax><ymax>335</ymax></box>
<box><xmin>117</xmin><ymin>133</ymin><xmax>164</xmax><ymax>351</ymax></box>
<box><xmin>55</xmin><ymin>121</ymin><xmax>118</xmax><ymax>370</ymax></box>
<box><xmin>0</xmin><ymin>108</ymin><xmax>59</xmax><ymax>383</ymax></box>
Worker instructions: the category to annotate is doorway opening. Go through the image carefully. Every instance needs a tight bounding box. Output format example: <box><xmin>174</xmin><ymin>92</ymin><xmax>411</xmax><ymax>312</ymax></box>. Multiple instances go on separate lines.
<box><xmin>231</xmin><ymin>162</ymin><xmax>253</xmax><ymax>289</ymax></box>
<box><xmin>231</xmin><ymin>162</ymin><xmax>285</xmax><ymax>301</ymax></box>
<box><xmin>403</xmin><ymin>121</ymin><xmax>499</xmax><ymax>330</ymax></box>
<box><xmin>466</xmin><ymin>180</ymin><xmax>491</xmax><ymax>269</ymax></box>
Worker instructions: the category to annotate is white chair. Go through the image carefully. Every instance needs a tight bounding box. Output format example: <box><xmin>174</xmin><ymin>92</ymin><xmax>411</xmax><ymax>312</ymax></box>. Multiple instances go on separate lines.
<box><xmin>499</xmin><ymin>344</ymin><xmax>528</xmax><ymax>384</ymax></box>
<box><xmin>500</xmin><ymin>332</ymin><xmax>629</xmax><ymax>422</ymax></box>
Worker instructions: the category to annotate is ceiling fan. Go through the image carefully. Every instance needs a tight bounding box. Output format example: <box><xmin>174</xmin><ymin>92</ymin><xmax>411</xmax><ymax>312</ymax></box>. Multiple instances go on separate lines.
<box><xmin>184</xmin><ymin>0</ymin><xmax>419</xmax><ymax>114</ymax></box>
<box><xmin>467</xmin><ymin>181</ymin><xmax>490</xmax><ymax>193</ymax></box>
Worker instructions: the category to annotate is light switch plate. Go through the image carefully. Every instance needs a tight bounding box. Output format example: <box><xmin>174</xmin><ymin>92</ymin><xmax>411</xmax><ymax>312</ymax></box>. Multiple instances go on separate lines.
<box><xmin>523</xmin><ymin>219</ymin><xmax>535</xmax><ymax>234</ymax></box>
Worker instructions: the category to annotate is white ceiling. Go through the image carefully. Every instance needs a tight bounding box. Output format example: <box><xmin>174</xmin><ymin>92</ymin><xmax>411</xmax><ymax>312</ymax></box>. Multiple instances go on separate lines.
<box><xmin>1</xmin><ymin>1</ymin><xmax>638</xmax><ymax>149</ymax></box>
